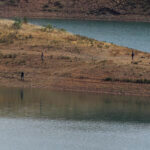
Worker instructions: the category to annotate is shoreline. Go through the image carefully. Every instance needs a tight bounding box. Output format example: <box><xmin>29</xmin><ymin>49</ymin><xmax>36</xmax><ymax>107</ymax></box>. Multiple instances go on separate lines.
<box><xmin>1</xmin><ymin>80</ymin><xmax>150</xmax><ymax>97</ymax></box>
<box><xmin>1</xmin><ymin>14</ymin><xmax>150</xmax><ymax>23</ymax></box>
<box><xmin>1</xmin><ymin>73</ymin><xmax>150</xmax><ymax>97</ymax></box>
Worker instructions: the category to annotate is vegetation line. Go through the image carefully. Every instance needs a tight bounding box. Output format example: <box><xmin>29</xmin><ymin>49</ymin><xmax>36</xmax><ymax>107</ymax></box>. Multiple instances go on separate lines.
<box><xmin>104</xmin><ymin>78</ymin><xmax>150</xmax><ymax>84</ymax></box>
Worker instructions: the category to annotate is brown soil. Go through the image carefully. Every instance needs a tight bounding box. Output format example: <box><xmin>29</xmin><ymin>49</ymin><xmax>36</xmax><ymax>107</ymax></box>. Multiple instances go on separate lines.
<box><xmin>0</xmin><ymin>19</ymin><xmax>150</xmax><ymax>96</ymax></box>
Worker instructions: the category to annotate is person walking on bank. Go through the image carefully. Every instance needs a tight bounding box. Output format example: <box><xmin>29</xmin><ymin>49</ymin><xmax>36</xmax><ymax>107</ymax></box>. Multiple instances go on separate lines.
<box><xmin>132</xmin><ymin>50</ymin><xmax>134</xmax><ymax>61</ymax></box>
<box><xmin>21</xmin><ymin>72</ymin><xmax>24</xmax><ymax>81</ymax></box>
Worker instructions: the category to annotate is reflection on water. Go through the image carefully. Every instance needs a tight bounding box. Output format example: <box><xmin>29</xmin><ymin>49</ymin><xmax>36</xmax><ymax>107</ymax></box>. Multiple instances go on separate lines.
<box><xmin>1</xmin><ymin>88</ymin><xmax>150</xmax><ymax>150</ymax></box>
<box><xmin>29</xmin><ymin>19</ymin><xmax>150</xmax><ymax>52</ymax></box>
<box><xmin>0</xmin><ymin>87</ymin><xmax>150</xmax><ymax>122</ymax></box>
<box><xmin>20</xmin><ymin>89</ymin><xmax>24</xmax><ymax>101</ymax></box>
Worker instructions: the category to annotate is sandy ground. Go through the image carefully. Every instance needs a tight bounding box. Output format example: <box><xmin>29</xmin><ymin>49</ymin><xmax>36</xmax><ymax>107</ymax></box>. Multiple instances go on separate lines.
<box><xmin>0</xmin><ymin>19</ymin><xmax>150</xmax><ymax>96</ymax></box>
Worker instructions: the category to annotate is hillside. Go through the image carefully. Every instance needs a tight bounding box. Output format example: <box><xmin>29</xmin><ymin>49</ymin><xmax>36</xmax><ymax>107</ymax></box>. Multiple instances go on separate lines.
<box><xmin>0</xmin><ymin>0</ymin><xmax>150</xmax><ymax>21</ymax></box>
<box><xmin>0</xmin><ymin>19</ymin><xmax>150</xmax><ymax>96</ymax></box>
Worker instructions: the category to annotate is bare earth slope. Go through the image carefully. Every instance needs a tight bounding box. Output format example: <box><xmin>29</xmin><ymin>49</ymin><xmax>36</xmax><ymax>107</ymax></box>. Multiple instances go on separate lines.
<box><xmin>0</xmin><ymin>19</ymin><xmax>150</xmax><ymax>96</ymax></box>
<box><xmin>0</xmin><ymin>0</ymin><xmax>150</xmax><ymax>21</ymax></box>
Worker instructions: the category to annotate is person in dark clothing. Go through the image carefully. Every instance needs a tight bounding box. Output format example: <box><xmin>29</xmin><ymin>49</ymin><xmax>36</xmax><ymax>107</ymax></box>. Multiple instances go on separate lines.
<box><xmin>132</xmin><ymin>51</ymin><xmax>134</xmax><ymax>60</ymax></box>
<box><xmin>41</xmin><ymin>52</ymin><xmax>44</xmax><ymax>62</ymax></box>
<box><xmin>21</xmin><ymin>72</ymin><xmax>24</xmax><ymax>81</ymax></box>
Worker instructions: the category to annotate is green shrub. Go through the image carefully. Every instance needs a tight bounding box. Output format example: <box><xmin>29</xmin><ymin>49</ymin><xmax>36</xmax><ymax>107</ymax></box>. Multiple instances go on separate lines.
<box><xmin>23</xmin><ymin>17</ymin><xmax>28</xmax><ymax>24</ymax></box>
<box><xmin>43</xmin><ymin>24</ymin><xmax>53</xmax><ymax>32</ymax></box>
<box><xmin>59</xmin><ymin>28</ymin><xmax>66</xmax><ymax>32</ymax></box>
<box><xmin>105</xmin><ymin>45</ymin><xmax>110</xmax><ymax>49</ymax></box>
<box><xmin>12</xmin><ymin>18</ymin><xmax>22</xmax><ymax>29</ymax></box>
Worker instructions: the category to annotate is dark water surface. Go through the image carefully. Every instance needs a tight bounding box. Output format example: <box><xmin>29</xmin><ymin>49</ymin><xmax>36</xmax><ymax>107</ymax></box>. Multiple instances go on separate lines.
<box><xmin>29</xmin><ymin>19</ymin><xmax>150</xmax><ymax>52</ymax></box>
<box><xmin>0</xmin><ymin>87</ymin><xmax>150</xmax><ymax>150</ymax></box>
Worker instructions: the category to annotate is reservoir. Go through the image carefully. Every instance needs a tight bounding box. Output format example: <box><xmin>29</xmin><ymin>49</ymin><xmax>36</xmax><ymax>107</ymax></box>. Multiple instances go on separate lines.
<box><xmin>29</xmin><ymin>19</ymin><xmax>150</xmax><ymax>52</ymax></box>
<box><xmin>0</xmin><ymin>87</ymin><xmax>150</xmax><ymax>150</ymax></box>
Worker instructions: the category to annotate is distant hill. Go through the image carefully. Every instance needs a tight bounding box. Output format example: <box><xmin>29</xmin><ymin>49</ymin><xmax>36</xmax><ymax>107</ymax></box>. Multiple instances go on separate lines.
<box><xmin>0</xmin><ymin>0</ymin><xmax>150</xmax><ymax>21</ymax></box>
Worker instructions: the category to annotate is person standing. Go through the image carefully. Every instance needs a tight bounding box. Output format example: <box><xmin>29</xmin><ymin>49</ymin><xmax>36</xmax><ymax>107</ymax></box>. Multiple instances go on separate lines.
<box><xmin>21</xmin><ymin>72</ymin><xmax>24</xmax><ymax>81</ymax></box>
<box><xmin>132</xmin><ymin>50</ymin><xmax>134</xmax><ymax>60</ymax></box>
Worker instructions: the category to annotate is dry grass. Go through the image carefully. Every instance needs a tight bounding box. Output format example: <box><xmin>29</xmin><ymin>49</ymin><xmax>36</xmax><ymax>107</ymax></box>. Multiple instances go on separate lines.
<box><xmin>0</xmin><ymin>19</ymin><xmax>150</xmax><ymax>96</ymax></box>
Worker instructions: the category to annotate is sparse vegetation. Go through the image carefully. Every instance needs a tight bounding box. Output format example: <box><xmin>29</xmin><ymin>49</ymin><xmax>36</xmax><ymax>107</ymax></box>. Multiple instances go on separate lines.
<box><xmin>42</xmin><ymin>24</ymin><xmax>53</xmax><ymax>32</ymax></box>
<box><xmin>0</xmin><ymin>0</ymin><xmax>150</xmax><ymax>22</ymax></box>
<box><xmin>0</xmin><ymin>32</ymin><xmax>16</xmax><ymax>43</ymax></box>
<box><xmin>104</xmin><ymin>78</ymin><xmax>150</xmax><ymax>84</ymax></box>
<box><xmin>0</xmin><ymin>19</ymin><xmax>150</xmax><ymax>96</ymax></box>
<box><xmin>23</xmin><ymin>17</ymin><xmax>28</xmax><ymax>24</ymax></box>
<box><xmin>59</xmin><ymin>28</ymin><xmax>66</xmax><ymax>32</ymax></box>
<box><xmin>12</xmin><ymin>18</ymin><xmax>22</xmax><ymax>29</ymax></box>
<box><xmin>0</xmin><ymin>53</ymin><xmax>17</xmax><ymax>59</ymax></box>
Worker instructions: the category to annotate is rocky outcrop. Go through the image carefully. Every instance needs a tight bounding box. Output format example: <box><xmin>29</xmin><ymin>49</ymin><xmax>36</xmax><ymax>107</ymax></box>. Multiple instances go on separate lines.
<box><xmin>0</xmin><ymin>0</ymin><xmax>150</xmax><ymax>21</ymax></box>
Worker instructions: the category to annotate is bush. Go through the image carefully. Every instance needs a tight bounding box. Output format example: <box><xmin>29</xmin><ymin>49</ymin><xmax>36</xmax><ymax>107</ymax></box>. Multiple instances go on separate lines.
<box><xmin>42</xmin><ymin>24</ymin><xmax>53</xmax><ymax>32</ymax></box>
<box><xmin>54</xmin><ymin>1</ymin><xmax>63</xmax><ymax>8</ymax></box>
<box><xmin>12</xmin><ymin>18</ymin><xmax>22</xmax><ymax>29</ymax></box>
<box><xmin>59</xmin><ymin>28</ymin><xmax>66</xmax><ymax>32</ymax></box>
<box><xmin>43</xmin><ymin>4</ymin><xmax>49</xmax><ymax>9</ymax></box>
<box><xmin>23</xmin><ymin>17</ymin><xmax>28</xmax><ymax>24</ymax></box>
<box><xmin>104</xmin><ymin>77</ymin><xmax>113</xmax><ymax>81</ymax></box>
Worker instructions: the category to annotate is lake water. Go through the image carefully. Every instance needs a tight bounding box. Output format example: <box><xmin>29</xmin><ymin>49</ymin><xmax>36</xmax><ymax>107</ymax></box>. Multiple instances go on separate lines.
<box><xmin>1</xmin><ymin>87</ymin><xmax>150</xmax><ymax>150</ymax></box>
<box><xmin>29</xmin><ymin>19</ymin><xmax>150</xmax><ymax>52</ymax></box>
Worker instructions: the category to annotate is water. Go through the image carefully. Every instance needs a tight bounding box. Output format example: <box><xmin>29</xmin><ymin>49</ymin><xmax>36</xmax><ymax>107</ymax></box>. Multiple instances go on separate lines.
<box><xmin>0</xmin><ymin>87</ymin><xmax>150</xmax><ymax>150</ymax></box>
<box><xmin>28</xmin><ymin>19</ymin><xmax>150</xmax><ymax>52</ymax></box>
